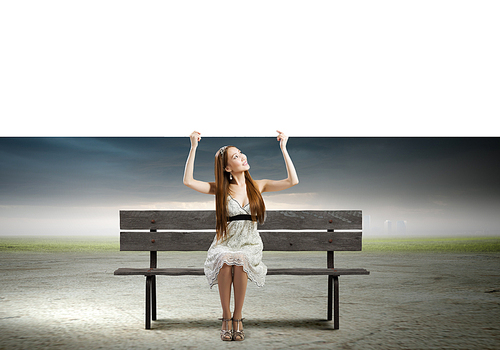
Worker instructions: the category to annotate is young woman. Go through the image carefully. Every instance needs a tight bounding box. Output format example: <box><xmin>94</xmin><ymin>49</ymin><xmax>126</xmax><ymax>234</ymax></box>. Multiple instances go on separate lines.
<box><xmin>183</xmin><ymin>130</ymin><xmax>299</xmax><ymax>341</ymax></box>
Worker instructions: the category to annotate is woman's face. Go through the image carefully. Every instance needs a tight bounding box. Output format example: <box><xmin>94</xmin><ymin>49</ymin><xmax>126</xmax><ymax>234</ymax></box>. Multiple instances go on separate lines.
<box><xmin>225</xmin><ymin>147</ymin><xmax>250</xmax><ymax>174</ymax></box>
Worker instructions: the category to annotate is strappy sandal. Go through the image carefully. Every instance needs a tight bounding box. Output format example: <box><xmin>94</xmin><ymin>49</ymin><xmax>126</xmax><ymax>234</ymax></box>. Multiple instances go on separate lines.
<box><xmin>219</xmin><ymin>318</ymin><xmax>233</xmax><ymax>341</ymax></box>
<box><xmin>232</xmin><ymin>318</ymin><xmax>245</xmax><ymax>341</ymax></box>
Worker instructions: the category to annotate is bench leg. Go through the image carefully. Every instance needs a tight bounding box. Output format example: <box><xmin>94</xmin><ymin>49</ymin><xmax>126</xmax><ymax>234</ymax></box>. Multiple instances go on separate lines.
<box><xmin>334</xmin><ymin>276</ymin><xmax>339</xmax><ymax>329</ymax></box>
<box><xmin>145</xmin><ymin>276</ymin><xmax>153</xmax><ymax>329</ymax></box>
<box><xmin>327</xmin><ymin>275</ymin><xmax>340</xmax><ymax>329</ymax></box>
<box><xmin>152</xmin><ymin>276</ymin><xmax>157</xmax><ymax>321</ymax></box>
<box><xmin>328</xmin><ymin>275</ymin><xmax>333</xmax><ymax>321</ymax></box>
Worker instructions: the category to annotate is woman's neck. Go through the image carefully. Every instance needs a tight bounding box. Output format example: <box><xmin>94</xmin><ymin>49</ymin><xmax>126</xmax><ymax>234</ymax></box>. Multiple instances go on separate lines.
<box><xmin>231</xmin><ymin>172</ymin><xmax>246</xmax><ymax>186</ymax></box>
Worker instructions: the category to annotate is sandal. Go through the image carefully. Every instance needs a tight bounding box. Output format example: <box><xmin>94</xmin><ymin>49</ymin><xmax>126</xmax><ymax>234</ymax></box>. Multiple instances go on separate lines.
<box><xmin>219</xmin><ymin>318</ymin><xmax>233</xmax><ymax>341</ymax></box>
<box><xmin>232</xmin><ymin>318</ymin><xmax>245</xmax><ymax>341</ymax></box>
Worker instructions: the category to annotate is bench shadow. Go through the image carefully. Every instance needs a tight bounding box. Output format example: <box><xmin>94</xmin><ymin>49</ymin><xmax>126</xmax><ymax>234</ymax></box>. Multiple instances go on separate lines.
<box><xmin>151</xmin><ymin>318</ymin><xmax>336</xmax><ymax>331</ymax></box>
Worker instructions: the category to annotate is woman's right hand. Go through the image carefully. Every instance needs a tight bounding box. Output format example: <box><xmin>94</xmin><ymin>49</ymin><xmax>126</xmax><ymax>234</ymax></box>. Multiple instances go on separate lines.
<box><xmin>184</xmin><ymin>130</ymin><xmax>215</xmax><ymax>195</ymax></box>
<box><xmin>190</xmin><ymin>131</ymin><xmax>201</xmax><ymax>148</ymax></box>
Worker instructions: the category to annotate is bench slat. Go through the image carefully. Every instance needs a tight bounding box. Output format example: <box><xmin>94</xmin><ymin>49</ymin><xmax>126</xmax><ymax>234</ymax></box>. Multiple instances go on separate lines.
<box><xmin>261</xmin><ymin>231</ymin><xmax>362</xmax><ymax>251</ymax></box>
<box><xmin>120</xmin><ymin>231</ymin><xmax>362</xmax><ymax>251</ymax></box>
<box><xmin>114</xmin><ymin>267</ymin><xmax>370</xmax><ymax>276</ymax></box>
<box><xmin>120</xmin><ymin>231</ymin><xmax>214</xmax><ymax>251</ymax></box>
<box><xmin>120</xmin><ymin>210</ymin><xmax>362</xmax><ymax>230</ymax></box>
<box><xmin>267</xmin><ymin>268</ymin><xmax>369</xmax><ymax>276</ymax></box>
<box><xmin>114</xmin><ymin>268</ymin><xmax>205</xmax><ymax>276</ymax></box>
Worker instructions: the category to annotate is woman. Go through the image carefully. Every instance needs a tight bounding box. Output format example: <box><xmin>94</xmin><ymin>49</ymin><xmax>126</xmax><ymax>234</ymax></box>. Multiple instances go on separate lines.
<box><xmin>183</xmin><ymin>130</ymin><xmax>299</xmax><ymax>341</ymax></box>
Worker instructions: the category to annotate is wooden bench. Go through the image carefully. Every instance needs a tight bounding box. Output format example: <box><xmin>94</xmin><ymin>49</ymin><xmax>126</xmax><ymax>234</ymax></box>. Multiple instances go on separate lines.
<box><xmin>114</xmin><ymin>209</ymin><xmax>370</xmax><ymax>330</ymax></box>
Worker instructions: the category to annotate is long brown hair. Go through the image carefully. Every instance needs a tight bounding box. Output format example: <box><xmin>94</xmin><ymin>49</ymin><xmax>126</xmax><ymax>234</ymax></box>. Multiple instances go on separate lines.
<box><xmin>214</xmin><ymin>146</ymin><xmax>265</xmax><ymax>242</ymax></box>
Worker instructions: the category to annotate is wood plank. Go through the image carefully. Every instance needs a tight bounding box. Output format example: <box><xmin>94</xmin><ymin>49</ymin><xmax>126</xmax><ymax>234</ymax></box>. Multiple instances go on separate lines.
<box><xmin>267</xmin><ymin>268</ymin><xmax>369</xmax><ymax>275</ymax></box>
<box><xmin>120</xmin><ymin>231</ymin><xmax>214</xmax><ymax>251</ymax></box>
<box><xmin>120</xmin><ymin>210</ymin><xmax>362</xmax><ymax>230</ymax></box>
<box><xmin>260</xmin><ymin>231</ymin><xmax>362</xmax><ymax>251</ymax></box>
<box><xmin>120</xmin><ymin>210</ymin><xmax>216</xmax><ymax>230</ymax></box>
<box><xmin>120</xmin><ymin>231</ymin><xmax>362</xmax><ymax>251</ymax></box>
<box><xmin>260</xmin><ymin>210</ymin><xmax>362</xmax><ymax>230</ymax></box>
<box><xmin>114</xmin><ymin>268</ymin><xmax>205</xmax><ymax>276</ymax></box>
<box><xmin>114</xmin><ymin>267</ymin><xmax>370</xmax><ymax>276</ymax></box>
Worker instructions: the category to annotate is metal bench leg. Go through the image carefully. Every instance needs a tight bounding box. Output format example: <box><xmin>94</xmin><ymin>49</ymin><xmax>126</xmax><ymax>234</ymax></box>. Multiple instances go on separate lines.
<box><xmin>145</xmin><ymin>276</ymin><xmax>153</xmax><ymax>329</ymax></box>
<box><xmin>334</xmin><ymin>276</ymin><xmax>339</xmax><ymax>329</ymax></box>
<box><xmin>328</xmin><ymin>275</ymin><xmax>340</xmax><ymax>329</ymax></box>
<box><xmin>149</xmin><ymin>251</ymin><xmax>157</xmax><ymax>321</ymax></box>
<box><xmin>152</xmin><ymin>276</ymin><xmax>157</xmax><ymax>321</ymax></box>
<box><xmin>328</xmin><ymin>275</ymin><xmax>333</xmax><ymax>321</ymax></box>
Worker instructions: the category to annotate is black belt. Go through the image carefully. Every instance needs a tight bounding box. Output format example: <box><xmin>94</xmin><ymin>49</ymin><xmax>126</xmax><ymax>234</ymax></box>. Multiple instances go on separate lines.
<box><xmin>228</xmin><ymin>214</ymin><xmax>253</xmax><ymax>222</ymax></box>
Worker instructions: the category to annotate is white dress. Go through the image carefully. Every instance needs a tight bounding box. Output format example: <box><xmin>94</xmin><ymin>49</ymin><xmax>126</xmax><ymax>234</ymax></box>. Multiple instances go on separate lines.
<box><xmin>204</xmin><ymin>196</ymin><xmax>267</xmax><ymax>289</ymax></box>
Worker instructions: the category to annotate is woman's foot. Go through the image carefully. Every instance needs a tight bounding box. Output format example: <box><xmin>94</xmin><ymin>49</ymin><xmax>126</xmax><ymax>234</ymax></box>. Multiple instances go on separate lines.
<box><xmin>219</xmin><ymin>318</ymin><xmax>233</xmax><ymax>341</ymax></box>
<box><xmin>232</xmin><ymin>318</ymin><xmax>245</xmax><ymax>341</ymax></box>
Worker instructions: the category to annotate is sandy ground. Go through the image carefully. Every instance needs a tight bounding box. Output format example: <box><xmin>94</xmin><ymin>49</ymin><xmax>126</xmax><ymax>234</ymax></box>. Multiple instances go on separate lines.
<box><xmin>0</xmin><ymin>250</ymin><xmax>499</xmax><ymax>349</ymax></box>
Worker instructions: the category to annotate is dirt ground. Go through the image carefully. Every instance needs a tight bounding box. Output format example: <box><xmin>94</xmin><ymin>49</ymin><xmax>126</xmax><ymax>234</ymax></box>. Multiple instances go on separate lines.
<box><xmin>1</xmin><ymin>250</ymin><xmax>499</xmax><ymax>349</ymax></box>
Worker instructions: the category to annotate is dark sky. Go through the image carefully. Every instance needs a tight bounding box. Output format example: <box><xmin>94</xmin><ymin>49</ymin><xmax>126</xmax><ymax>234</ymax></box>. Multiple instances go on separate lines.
<box><xmin>1</xmin><ymin>137</ymin><xmax>499</xmax><ymax>237</ymax></box>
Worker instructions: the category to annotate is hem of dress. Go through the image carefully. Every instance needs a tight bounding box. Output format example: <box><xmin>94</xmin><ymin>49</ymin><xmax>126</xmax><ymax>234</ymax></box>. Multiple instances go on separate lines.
<box><xmin>207</xmin><ymin>260</ymin><xmax>265</xmax><ymax>289</ymax></box>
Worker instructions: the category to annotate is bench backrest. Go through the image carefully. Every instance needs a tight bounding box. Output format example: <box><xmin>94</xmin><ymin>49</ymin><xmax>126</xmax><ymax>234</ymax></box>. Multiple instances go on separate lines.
<box><xmin>120</xmin><ymin>210</ymin><xmax>363</xmax><ymax>252</ymax></box>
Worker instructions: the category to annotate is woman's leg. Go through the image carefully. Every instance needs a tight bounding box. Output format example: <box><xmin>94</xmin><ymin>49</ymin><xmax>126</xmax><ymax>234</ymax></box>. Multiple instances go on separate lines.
<box><xmin>232</xmin><ymin>266</ymin><xmax>247</xmax><ymax>318</ymax></box>
<box><xmin>217</xmin><ymin>263</ymin><xmax>233</xmax><ymax>338</ymax></box>
<box><xmin>232</xmin><ymin>265</ymin><xmax>248</xmax><ymax>339</ymax></box>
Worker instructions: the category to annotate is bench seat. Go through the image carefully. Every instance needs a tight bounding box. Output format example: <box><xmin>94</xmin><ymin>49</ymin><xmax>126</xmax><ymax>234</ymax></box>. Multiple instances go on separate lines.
<box><xmin>114</xmin><ymin>267</ymin><xmax>370</xmax><ymax>276</ymax></box>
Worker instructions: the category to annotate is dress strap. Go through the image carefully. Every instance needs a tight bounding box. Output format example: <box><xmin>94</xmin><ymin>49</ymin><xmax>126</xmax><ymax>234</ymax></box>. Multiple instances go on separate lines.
<box><xmin>228</xmin><ymin>214</ymin><xmax>253</xmax><ymax>222</ymax></box>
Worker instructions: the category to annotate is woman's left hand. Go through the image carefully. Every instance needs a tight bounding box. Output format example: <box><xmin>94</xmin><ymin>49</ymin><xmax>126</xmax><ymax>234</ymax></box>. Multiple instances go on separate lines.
<box><xmin>257</xmin><ymin>130</ymin><xmax>298</xmax><ymax>193</ymax></box>
<box><xmin>276</xmin><ymin>130</ymin><xmax>288</xmax><ymax>150</ymax></box>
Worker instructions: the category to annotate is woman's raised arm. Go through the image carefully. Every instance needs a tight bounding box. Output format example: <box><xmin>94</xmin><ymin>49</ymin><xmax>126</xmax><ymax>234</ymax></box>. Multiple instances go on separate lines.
<box><xmin>183</xmin><ymin>131</ymin><xmax>216</xmax><ymax>195</ymax></box>
<box><xmin>257</xmin><ymin>130</ymin><xmax>299</xmax><ymax>193</ymax></box>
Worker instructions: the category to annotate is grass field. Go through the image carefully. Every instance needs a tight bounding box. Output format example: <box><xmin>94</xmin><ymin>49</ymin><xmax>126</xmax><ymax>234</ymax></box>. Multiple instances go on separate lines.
<box><xmin>0</xmin><ymin>236</ymin><xmax>119</xmax><ymax>252</ymax></box>
<box><xmin>361</xmin><ymin>236</ymin><xmax>500</xmax><ymax>253</ymax></box>
<box><xmin>1</xmin><ymin>235</ymin><xmax>499</xmax><ymax>253</ymax></box>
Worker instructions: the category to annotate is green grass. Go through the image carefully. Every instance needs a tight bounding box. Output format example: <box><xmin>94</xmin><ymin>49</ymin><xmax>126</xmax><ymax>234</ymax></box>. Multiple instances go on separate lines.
<box><xmin>362</xmin><ymin>236</ymin><xmax>500</xmax><ymax>253</ymax></box>
<box><xmin>1</xmin><ymin>235</ymin><xmax>499</xmax><ymax>253</ymax></box>
<box><xmin>0</xmin><ymin>236</ymin><xmax>119</xmax><ymax>252</ymax></box>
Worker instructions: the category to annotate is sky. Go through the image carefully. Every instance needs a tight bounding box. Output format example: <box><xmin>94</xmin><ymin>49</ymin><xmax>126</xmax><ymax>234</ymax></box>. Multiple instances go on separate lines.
<box><xmin>1</xmin><ymin>137</ymin><xmax>499</xmax><ymax>238</ymax></box>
